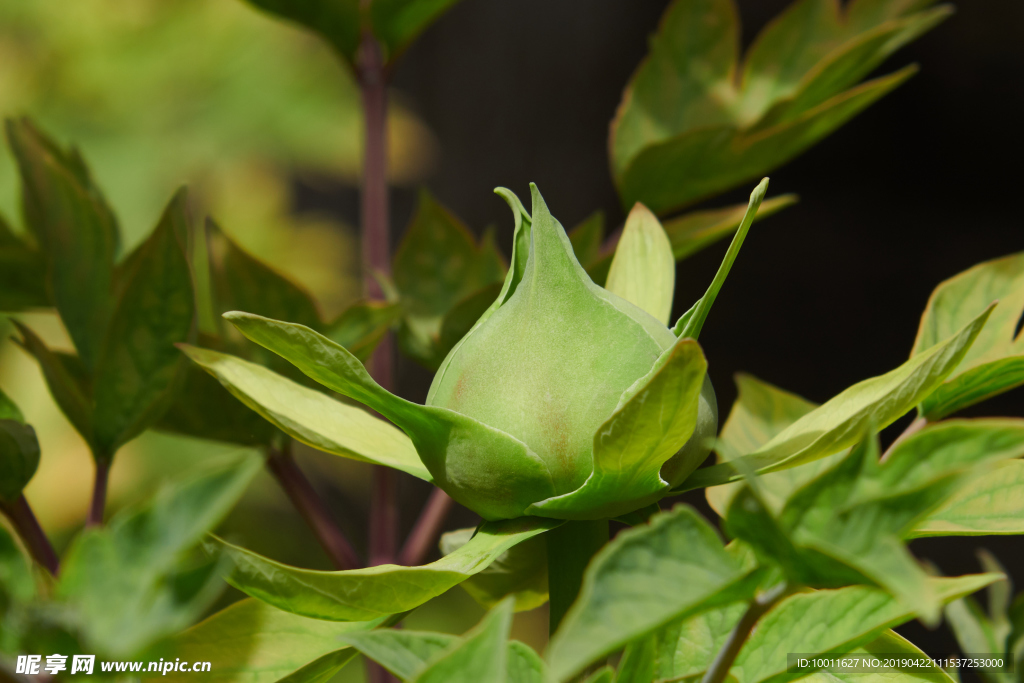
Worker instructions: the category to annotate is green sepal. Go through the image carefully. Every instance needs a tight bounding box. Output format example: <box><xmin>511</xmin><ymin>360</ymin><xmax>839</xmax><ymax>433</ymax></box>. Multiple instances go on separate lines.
<box><xmin>224</xmin><ymin>312</ymin><xmax>554</xmax><ymax>519</ymax></box>
<box><xmin>180</xmin><ymin>344</ymin><xmax>431</xmax><ymax>481</ymax></box>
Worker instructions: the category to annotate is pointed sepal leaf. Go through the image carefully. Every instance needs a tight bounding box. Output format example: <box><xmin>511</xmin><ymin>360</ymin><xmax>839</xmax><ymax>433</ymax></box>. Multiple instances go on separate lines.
<box><xmin>224</xmin><ymin>311</ymin><xmax>554</xmax><ymax>519</ymax></box>
<box><xmin>6</xmin><ymin>117</ymin><xmax>119</xmax><ymax>369</ymax></box>
<box><xmin>605</xmin><ymin>203</ymin><xmax>675</xmax><ymax>325</ymax></box>
<box><xmin>0</xmin><ymin>386</ymin><xmax>40</xmax><ymax>503</ymax></box>
<box><xmin>528</xmin><ymin>338</ymin><xmax>711</xmax><ymax>519</ymax></box>
<box><xmin>147</xmin><ymin>599</ymin><xmax>390</xmax><ymax>683</ymax></box>
<box><xmin>209</xmin><ymin>517</ymin><xmax>560</xmax><ymax>621</ymax></box>
<box><xmin>675</xmin><ymin>178</ymin><xmax>767</xmax><ymax>339</ymax></box>
<box><xmin>912</xmin><ymin>251</ymin><xmax>1024</xmax><ymax>418</ymax></box>
<box><xmin>179</xmin><ymin>345</ymin><xmax>431</xmax><ymax>481</ymax></box>
<box><xmin>684</xmin><ymin>305</ymin><xmax>993</xmax><ymax>490</ymax></box>
<box><xmin>91</xmin><ymin>189</ymin><xmax>196</xmax><ymax>459</ymax></box>
<box><xmin>545</xmin><ymin>505</ymin><xmax>760</xmax><ymax>682</ymax></box>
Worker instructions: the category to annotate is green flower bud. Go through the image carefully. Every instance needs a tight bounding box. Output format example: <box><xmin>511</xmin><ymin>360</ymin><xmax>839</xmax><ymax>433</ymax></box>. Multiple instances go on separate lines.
<box><xmin>425</xmin><ymin>184</ymin><xmax>717</xmax><ymax>513</ymax></box>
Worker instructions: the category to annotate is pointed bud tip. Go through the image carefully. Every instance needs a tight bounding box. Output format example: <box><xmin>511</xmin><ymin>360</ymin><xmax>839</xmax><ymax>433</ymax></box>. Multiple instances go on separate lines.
<box><xmin>750</xmin><ymin>177</ymin><xmax>769</xmax><ymax>204</ymax></box>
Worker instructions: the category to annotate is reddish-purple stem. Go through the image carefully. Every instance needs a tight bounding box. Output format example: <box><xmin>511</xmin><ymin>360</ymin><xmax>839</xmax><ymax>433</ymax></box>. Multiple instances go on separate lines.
<box><xmin>1</xmin><ymin>495</ymin><xmax>59</xmax><ymax>576</ymax></box>
<box><xmin>266</xmin><ymin>445</ymin><xmax>362</xmax><ymax>570</ymax></box>
<box><xmin>400</xmin><ymin>489</ymin><xmax>455</xmax><ymax>566</ymax></box>
<box><xmin>86</xmin><ymin>459</ymin><xmax>110</xmax><ymax>527</ymax></box>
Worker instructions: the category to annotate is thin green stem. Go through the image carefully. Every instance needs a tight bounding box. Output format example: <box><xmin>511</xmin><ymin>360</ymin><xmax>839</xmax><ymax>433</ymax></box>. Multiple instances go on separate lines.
<box><xmin>701</xmin><ymin>582</ymin><xmax>791</xmax><ymax>683</ymax></box>
<box><xmin>546</xmin><ymin>519</ymin><xmax>609</xmax><ymax>636</ymax></box>
<box><xmin>0</xmin><ymin>495</ymin><xmax>59</xmax><ymax>576</ymax></box>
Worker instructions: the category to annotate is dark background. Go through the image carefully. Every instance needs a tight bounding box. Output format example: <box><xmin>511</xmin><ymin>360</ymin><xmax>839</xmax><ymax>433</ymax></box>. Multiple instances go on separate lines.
<box><xmin>301</xmin><ymin>0</ymin><xmax>1024</xmax><ymax>668</ymax></box>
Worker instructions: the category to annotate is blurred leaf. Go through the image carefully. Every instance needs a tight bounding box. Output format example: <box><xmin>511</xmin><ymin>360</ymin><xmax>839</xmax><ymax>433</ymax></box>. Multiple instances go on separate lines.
<box><xmin>212</xmin><ymin>220</ymin><xmax>322</xmax><ymax>331</ymax></box>
<box><xmin>0</xmin><ymin>387</ymin><xmax>40</xmax><ymax>503</ymax></box>
<box><xmin>706</xmin><ymin>373</ymin><xmax>843</xmax><ymax>517</ymax></box>
<box><xmin>91</xmin><ymin>189</ymin><xmax>195</xmax><ymax>459</ymax></box>
<box><xmin>605</xmin><ymin>203</ymin><xmax>674</xmax><ymax>325</ymax></box>
<box><xmin>6</xmin><ymin>118</ymin><xmax>119</xmax><ymax>369</ymax></box>
<box><xmin>610</xmin><ymin>0</ymin><xmax>948</xmax><ymax>213</ymax></box>
<box><xmin>242</xmin><ymin>0</ymin><xmax>461</xmax><ymax>67</ymax></box>
<box><xmin>180</xmin><ymin>344</ymin><xmax>431</xmax><ymax>481</ymax></box>
<box><xmin>339</xmin><ymin>629</ymin><xmax>458</xmax><ymax>680</ymax></box>
<box><xmin>783</xmin><ymin>630</ymin><xmax>955</xmax><ymax>683</ymax></box>
<box><xmin>582</xmin><ymin>668</ymin><xmax>614</xmax><ymax>683</ymax></box>
<box><xmin>651</xmin><ymin>602</ymin><xmax>747</xmax><ymax>680</ymax></box>
<box><xmin>567</xmin><ymin>211</ymin><xmax>605</xmax><ymax>270</ymax></box>
<box><xmin>394</xmin><ymin>190</ymin><xmax>506</xmax><ymax>368</ymax></box>
<box><xmin>57</xmin><ymin>455</ymin><xmax>261</xmax><ymax>657</ymax></box>
<box><xmin>684</xmin><ymin>305</ymin><xmax>992</xmax><ymax>490</ymax></box>
<box><xmin>210</xmin><ymin>516</ymin><xmax>559</xmax><ymax>621</ymax></box>
<box><xmin>157</xmin><ymin>362</ymin><xmax>276</xmax><ymax>447</ymax></box>
<box><xmin>0</xmin><ymin>214</ymin><xmax>47</xmax><ymax>312</ymax></box>
<box><xmin>506</xmin><ymin>641</ymin><xmax>547</xmax><ymax>683</ymax></box>
<box><xmin>433</xmin><ymin>282</ymin><xmax>503</xmax><ymax>366</ymax></box>
<box><xmin>614</xmin><ymin>636</ymin><xmax>656</xmax><ymax>683</ymax></box>
<box><xmin>0</xmin><ymin>523</ymin><xmax>34</xmax><ymax>606</ymax></box>
<box><xmin>440</xmin><ymin>527</ymin><xmax>548</xmax><ymax>612</ymax></box>
<box><xmin>324</xmin><ymin>300</ymin><xmax>402</xmax><ymax>361</ymax></box>
<box><xmin>545</xmin><ymin>506</ymin><xmax>759</xmax><ymax>682</ymax></box>
<box><xmin>12</xmin><ymin>321</ymin><xmax>94</xmax><ymax>448</ymax></box>
<box><xmin>410</xmin><ymin>598</ymin><xmax>514</xmax><ymax>683</ymax></box>
<box><xmin>912</xmin><ymin>252</ymin><xmax>1024</xmax><ymax>419</ymax></box>
<box><xmin>912</xmin><ymin>459</ymin><xmax>1024</xmax><ymax>537</ymax></box>
<box><xmin>148</xmin><ymin>598</ymin><xmax>389</xmax><ymax>683</ymax></box>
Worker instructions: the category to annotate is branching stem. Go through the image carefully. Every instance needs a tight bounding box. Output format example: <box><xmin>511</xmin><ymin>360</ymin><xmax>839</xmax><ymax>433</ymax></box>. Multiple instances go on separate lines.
<box><xmin>1</xmin><ymin>495</ymin><xmax>59</xmax><ymax>576</ymax></box>
<box><xmin>266</xmin><ymin>444</ymin><xmax>362</xmax><ymax>570</ymax></box>
<box><xmin>400</xmin><ymin>489</ymin><xmax>455</xmax><ymax>566</ymax></box>
<box><xmin>701</xmin><ymin>582</ymin><xmax>792</xmax><ymax>683</ymax></box>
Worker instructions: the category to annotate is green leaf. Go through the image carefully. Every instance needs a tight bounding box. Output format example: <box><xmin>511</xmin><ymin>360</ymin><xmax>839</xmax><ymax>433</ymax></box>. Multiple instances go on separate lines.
<box><xmin>614</xmin><ymin>636</ymin><xmax>656</xmax><ymax>683</ymax></box>
<box><xmin>528</xmin><ymin>337</ymin><xmax>709</xmax><ymax>519</ymax></box>
<box><xmin>12</xmin><ymin>321</ymin><xmax>94</xmax><ymax>448</ymax></box>
<box><xmin>410</xmin><ymin>598</ymin><xmax>514</xmax><ymax>683</ymax></box>
<box><xmin>912</xmin><ymin>459</ymin><xmax>1024</xmax><ymax>537</ymax></box>
<box><xmin>212</xmin><ymin>220</ymin><xmax>322</xmax><ymax>331</ymax></box>
<box><xmin>324</xmin><ymin>300</ymin><xmax>402</xmax><ymax>362</ymax></box>
<box><xmin>0</xmin><ymin>214</ymin><xmax>47</xmax><ymax>312</ymax></box>
<box><xmin>225</xmin><ymin>312</ymin><xmax>554</xmax><ymax>520</ymax></box>
<box><xmin>545</xmin><ymin>505</ymin><xmax>759</xmax><ymax>682</ymax></box>
<box><xmin>581</xmin><ymin>668</ymin><xmax>614</xmax><ymax>683</ymax></box>
<box><xmin>651</xmin><ymin>602</ymin><xmax>747</xmax><ymax>681</ymax></box>
<box><xmin>731</xmin><ymin>576</ymin><xmax>999</xmax><ymax>683</ymax></box>
<box><xmin>912</xmin><ymin>252</ymin><xmax>1024</xmax><ymax>418</ymax></box>
<box><xmin>506</xmin><ymin>641</ymin><xmax>548</xmax><ymax>683</ymax></box>
<box><xmin>210</xmin><ymin>516</ymin><xmax>559</xmax><ymax>621</ymax></box>
<box><xmin>339</xmin><ymin>630</ymin><xmax>458</xmax><ymax>680</ymax></box>
<box><xmin>6</xmin><ymin>118</ymin><xmax>119</xmax><ymax>369</ymax></box>
<box><xmin>147</xmin><ymin>598</ymin><xmax>389</xmax><ymax>683</ymax></box>
<box><xmin>433</xmin><ymin>283</ymin><xmax>504</xmax><ymax>367</ymax></box>
<box><xmin>0</xmin><ymin>386</ymin><xmax>40</xmax><ymax>503</ymax></box>
<box><xmin>676</xmin><ymin>179</ymin><xmax>768</xmax><ymax>340</ymax></box>
<box><xmin>706</xmin><ymin>373</ymin><xmax>842</xmax><ymax>517</ymax></box>
<box><xmin>180</xmin><ymin>344</ymin><xmax>430</xmax><ymax>481</ymax></box>
<box><xmin>369</xmin><ymin>0</ymin><xmax>465</xmax><ymax>64</ymax></box>
<box><xmin>240</xmin><ymin>0</ymin><xmax>361</xmax><ymax>67</ymax></box>
<box><xmin>91</xmin><ymin>189</ymin><xmax>195</xmax><ymax>460</ymax></box>
<box><xmin>0</xmin><ymin>522</ymin><xmax>34</xmax><ymax>607</ymax></box>
<box><xmin>395</xmin><ymin>190</ymin><xmax>506</xmax><ymax>368</ymax></box>
<box><xmin>57</xmin><ymin>455</ymin><xmax>261</xmax><ymax>657</ymax></box>
<box><xmin>783</xmin><ymin>629</ymin><xmax>955</xmax><ymax>683</ymax></box>
<box><xmin>156</xmin><ymin>362</ymin><xmax>276</xmax><ymax>447</ymax></box>
<box><xmin>684</xmin><ymin>305</ymin><xmax>993</xmax><ymax>490</ymax></box>
<box><xmin>440</xmin><ymin>527</ymin><xmax>549</xmax><ymax>612</ymax></box>
<box><xmin>611</xmin><ymin>0</ymin><xmax>946</xmax><ymax>213</ymax></box>
<box><xmin>605</xmin><ymin>203</ymin><xmax>675</xmax><ymax>325</ymax></box>
<box><xmin>567</xmin><ymin>211</ymin><xmax>605</xmax><ymax>270</ymax></box>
